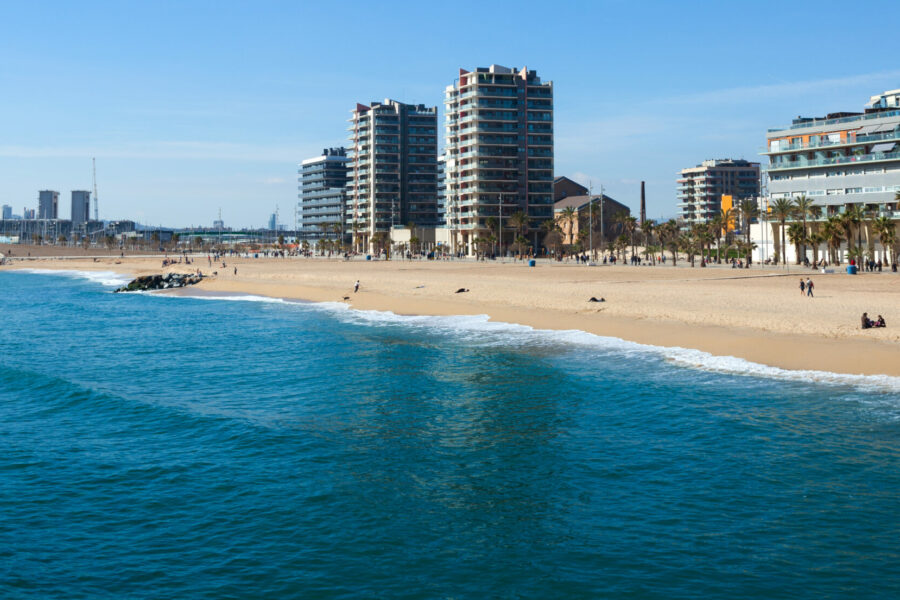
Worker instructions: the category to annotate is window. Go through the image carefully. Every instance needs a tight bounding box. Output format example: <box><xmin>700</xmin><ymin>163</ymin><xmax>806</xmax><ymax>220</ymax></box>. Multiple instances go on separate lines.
<box><xmin>826</xmin><ymin>189</ymin><xmax>844</xmax><ymax>195</ymax></box>
<box><xmin>845</xmin><ymin>188</ymin><xmax>862</xmax><ymax>194</ymax></box>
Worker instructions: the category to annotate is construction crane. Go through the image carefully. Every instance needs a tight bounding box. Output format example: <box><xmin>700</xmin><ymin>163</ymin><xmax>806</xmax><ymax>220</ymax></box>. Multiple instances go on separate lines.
<box><xmin>92</xmin><ymin>157</ymin><xmax>99</xmax><ymax>222</ymax></box>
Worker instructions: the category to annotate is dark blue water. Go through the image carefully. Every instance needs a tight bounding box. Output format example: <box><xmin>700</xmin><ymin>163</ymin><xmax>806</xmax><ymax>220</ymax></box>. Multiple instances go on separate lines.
<box><xmin>2</xmin><ymin>270</ymin><xmax>899</xmax><ymax>599</ymax></box>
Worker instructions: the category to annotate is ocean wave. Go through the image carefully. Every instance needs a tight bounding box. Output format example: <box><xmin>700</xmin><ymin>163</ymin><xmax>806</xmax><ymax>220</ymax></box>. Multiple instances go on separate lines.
<box><xmin>152</xmin><ymin>290</ymin><xmax>900</xmax><ymax>393</ymax></box>
<box><xmin>16</xmin><ymin>268</ymin><xmax>132</xmax><ymax>288</ymax></box>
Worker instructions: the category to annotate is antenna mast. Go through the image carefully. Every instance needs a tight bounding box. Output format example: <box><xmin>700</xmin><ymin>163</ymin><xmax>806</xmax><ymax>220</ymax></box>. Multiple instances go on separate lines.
<box><xmin>92</xmin><ymin>158</ymin><xmax>99</xmax><ymax>221</ymax></box>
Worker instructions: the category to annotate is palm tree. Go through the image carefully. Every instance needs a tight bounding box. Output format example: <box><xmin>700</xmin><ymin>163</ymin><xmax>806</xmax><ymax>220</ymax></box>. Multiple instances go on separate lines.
<box><xmin>769</xmin><ymin>198</ymin><xmax>795</xmax><ymax>266</ymax></box>
<box><xmin>678</xmin><ymin>231</ymin><xmax>699</xmax><ymax>267</ymax></box>
<box><xmin>658</xmin><ymin>219</ymin><xmax>679</xmax><ymax>266</ymax></box>
<box><xmin>808</xmin><ymin>231</ymin><xmax>825</xmax><ymax>266</ymax></box>
<box><xmin>822</xmin><ymin>216</ymin><xmax>845</xmax><ymax>264</ymax></box>
<box><xmin>622</xmin><ymin>215</ymin><xmax>638</xmax><ymax>262</ymax></box>
<box><xmin>508</xmin><ymin>211</ymin><xmax>530</xmax><ymax>253</ymax></box>
<box><xmin>641</xmin><ymin>219</ymin><xmax>656</xmax><ymax>264</ymax></box>
<box><xmin>738</xmin><ymin>198</ymin><xmax>759</xmax><ymax>246</ymax></box>
<box><xmin>792</xmin><ymin>195</ymin><xmax>815</xmax><ymax>263</ymax></box>
<box><xmin>484</xmin><ymin>216</ymin><xmax>498</xmax><ymax>256</ymax></box>
<box><xmin>872</xmin><ymin>216</ymin><xmax>896</xmax><ymax>265</ymax></box>
<box><xmin>842</xmin><ymin>203</ymin><xmax>866</xmax><ymax>262</ymax></box>
<box><xmin>558</xmin><ymin>206</ymin><xmax>576</xmax><ymax>244</ymax></box>
<box><xmin>786</xmin><ymin>223</ymin><xmax>805</xmax><ymax>265</ymax></box>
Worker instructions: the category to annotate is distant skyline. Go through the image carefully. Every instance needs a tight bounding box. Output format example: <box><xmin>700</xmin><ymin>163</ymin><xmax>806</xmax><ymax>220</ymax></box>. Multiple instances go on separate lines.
<box><xmin>2</xmin><ymin>0</ymin><xmax>899</xmax><ymax>227</ymax></box>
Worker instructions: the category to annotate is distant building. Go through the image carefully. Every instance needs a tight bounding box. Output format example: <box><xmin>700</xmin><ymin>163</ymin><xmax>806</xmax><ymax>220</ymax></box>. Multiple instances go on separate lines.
<box><xmin>347</xmin><ymin>99</ymin><xmax>438</xmax><ymax>250</ymax></box>
<box><xmin>553</xmin><ymin>176</ymin><xmax>588</xmax><ymax>201</ymax></box>
<box><xmin>24</xmin><ymin>208</ymin><xmax>36</xmax><ymax>220</ymax></box>
<box><xmin>268</xmin><ymin>213</ymin><xmax>277</xmax><ymax>230</ymax></box>
<box><xmin>554</xmin><ymin>193</ymin><xmax>631</xmax><ymax>245</ymax></box>
<box><xmin>212</xmin><ymin>219</ymin><xmax>225</xmax><ymax>230</ymax></box>
<box><xmin>298</xmin><ymin>147</ymin><xmax>349</xmax><ymax>241</ymax></box>
<box><xmin>444</xmin><ymin>65</ymin><xmax>554</xmax><ymax>254</ymax></box>
<box><xmin>677</xmin><ymin>160</ymin><xmax>760</xmax><ymax>224</ymax></box>
<box><xmin>38</xmin><ymin>190</ymin><xmax>59</xmax><ymax>220</ymax></box>
<box><xmin>71</xmin><ymin>190</ymin><xmax>91</xmax><ymax>225</ymax></box>
<box><xmin>1</xmin><ymin>205</ymin><xmax>11</xmax><ymax>220</ymax></box>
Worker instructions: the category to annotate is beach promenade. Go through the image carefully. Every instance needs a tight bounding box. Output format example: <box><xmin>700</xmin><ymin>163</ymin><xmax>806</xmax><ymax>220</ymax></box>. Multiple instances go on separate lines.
<box><xmin>4</xmin><ymin>254</ymin><xmax>898</xmax><ymax>377</ymax></box>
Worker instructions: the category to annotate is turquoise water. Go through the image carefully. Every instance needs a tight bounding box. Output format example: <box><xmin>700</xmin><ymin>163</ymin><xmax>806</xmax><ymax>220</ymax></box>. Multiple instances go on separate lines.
<box><xmin>2</xmin><ymin>270</ymin><xmax>900</xmax><ymax>599</ymax></box>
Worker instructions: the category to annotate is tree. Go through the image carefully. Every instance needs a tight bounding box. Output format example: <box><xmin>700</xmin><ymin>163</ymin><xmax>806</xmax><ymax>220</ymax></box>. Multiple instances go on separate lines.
<box><xmin>508</xmin><ymin>211</ymin><xmax>530</xmax><ymax>238</ymax></box>
<box><xmin>786</xmin><ymin>223</ymin><xmax>805</xmax><ymax>265</ymax></box>
<box><xmin>769</xmin><ymin>198</ymin><xmax>795</xmax><ymax>266</ymax></box>
<box><xmin>559</xmin><ymin>206</ymin><xmax>577</xmax><ymax>244</ymax></box>
<box><xmin>277</xmin><ymin>234</ymin><xmax>285</xmax><ymax>247</ymax></box>
<box><xmin>622</xmin><ymin>215</ymin><xmax>638</xmax><ymax>262</ymax></box>
<box><xmin>641</xmin><ymin>220</ymin><xmax>656</xmax><ymax>264</ymax></box>
<box><xmin>485</xmin><ymin>216</ymin><xmax>498</xmax><ymax>256</ymax></box>
<box><xmin>872</xmin><ymin>216</ymin><xmax>896</xmax><ymax>265</ymax></box>
<box><xmin>511</xmin><ymin>235</ymin><xmax>531</xmax><ymax>256</ymax></box>
<box><xmin>822</xmin><ymin>216</ymin><xmax>845</xmax><ymax>264</ymax></box>
<box><xmin>710</xmin><ymin>213</ymin><xmax>725</xmax><ymax>263</ymax></box>
<box><xmin>658</xmin><ymin>219</ymin><xmax>679</xmax><ymax>266</ymax></box>
<box><xmin>792</xmin><ymin>195</ymin><xmax>815</xmax><ymax>263</ymax></box>
<box><xmin>371</xmin><ymin>231</ymin><xmax>390</xmax><ymax>258</ymax></box>
<box><xmin>678</xmin><ymin>231</ymin><xmax>699</xmax><ymax>267</ymax></box>
<box><xmin>842</xmin><ymin>203</ymin><xmax>866</xmax><ymax>260</ymax></box>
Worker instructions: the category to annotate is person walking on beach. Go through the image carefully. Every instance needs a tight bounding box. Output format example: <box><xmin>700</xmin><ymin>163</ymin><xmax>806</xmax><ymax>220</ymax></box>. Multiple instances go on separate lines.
<box><xmin>799</xmin><ymin>278</ymin><xmax>805</xmax><ymax>295</ymax></box>
<box><xmin>354</xmin><ymin>280</ymin><xmax>360</xmax><ymax>293</ymax></box>
<box><xmin>234</xmin><ymin>266</ymin><xmax>237</xmax><ymax>276</ymax></box>
<box><xmin>806</xmin><ymin>278</ymin><xmax>814</xmax><ymax>297</ymax></box>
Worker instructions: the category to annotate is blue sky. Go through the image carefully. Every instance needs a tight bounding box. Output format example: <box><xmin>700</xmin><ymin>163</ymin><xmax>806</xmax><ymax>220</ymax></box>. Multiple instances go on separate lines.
<box><xmin>2</xmin><ymin>0</ymin><xmax>899</xmax><ymax>227</ymax></box>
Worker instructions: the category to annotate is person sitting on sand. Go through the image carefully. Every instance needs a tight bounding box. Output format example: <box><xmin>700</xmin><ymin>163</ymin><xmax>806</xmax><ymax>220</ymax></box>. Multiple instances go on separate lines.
<box><xmin>875</xmin><ymin>315</ymin><xmax>886</xmax><ymax>328</ymax></box>
<box><xmin>455</xmin><ymin>288</ymin><xmax>469</xmax><ymax>293</ymax></box>
<box><xmin>861</xmin><ymin>312</ymin><xmax>873</xmax><ymax>329</ymax></box>
<box><xmin>588</xmin><ymin>297</ymin><xmax>605</xmax><ymax>303</ymax></box>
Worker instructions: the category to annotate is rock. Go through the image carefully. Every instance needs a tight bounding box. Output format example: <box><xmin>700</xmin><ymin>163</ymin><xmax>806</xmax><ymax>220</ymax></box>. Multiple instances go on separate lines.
<box><xmin>114</xmin><ymin>273</ymin><xmax>204</xmax><ymax>293</ymax></box>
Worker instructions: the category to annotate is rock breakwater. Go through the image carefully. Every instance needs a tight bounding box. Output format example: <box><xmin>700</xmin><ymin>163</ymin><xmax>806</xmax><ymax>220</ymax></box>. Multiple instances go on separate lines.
<box><xmin>115</xmin><ymin>273</ymin><xmax>204</xmax><ymax>293</ymax></box>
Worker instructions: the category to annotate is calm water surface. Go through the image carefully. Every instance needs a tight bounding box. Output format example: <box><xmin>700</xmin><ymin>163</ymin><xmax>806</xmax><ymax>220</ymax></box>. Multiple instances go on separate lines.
<box><xmin>1</xmin><ymin>270</ymin><xmax>899</xmax><ymax>599</ymax></box>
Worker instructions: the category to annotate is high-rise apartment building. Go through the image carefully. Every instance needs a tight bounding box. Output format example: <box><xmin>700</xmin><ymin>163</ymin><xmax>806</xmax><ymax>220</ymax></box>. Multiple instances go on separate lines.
<box><xmin>1</xmin><ymin>205</ymin><xmax>11</xmax><ymax>220</ymax></box>
<box><xmin>765</xmin><ymin>89</ymin><xmax>900</xmax><ymax>218</ymax></box>
<box><xmin>298</xmin><ymin>147</ymin><xmax>349</xmax><ymax>241</ymax></box>
<box><xmin>38</xmin><ymin>190</ymin><xmax>59</xmax><ymax>220</ymax></box>
<box><xmin>676</xmin><ymin>160</ymin><xmax>760</xmax><ymax>224</ymax></box>
<box><xmin>346</xmin><ymin>99</ymin><xmax>438</xmax><ymax>250</ymax></box>
<box><xmin>437</xmin><ymin>154</ymin><xmax>447</xmax><ymax>225</ymax></box>
<box><xmin>443</xmin><ymin>65</ymin><xmax>554</xmax><ymax>254</ymax></box>
<box><xmin>71</xmin><ymin>190</ymin><xmax>91</xmax><ymax>225</ymax></box>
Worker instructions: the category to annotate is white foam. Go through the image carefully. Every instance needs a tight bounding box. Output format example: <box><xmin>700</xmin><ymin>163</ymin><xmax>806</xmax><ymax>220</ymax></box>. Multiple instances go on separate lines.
<box><xmin>177</xmin><ymin>293</ymin><xmax>291</xmax><ymax>304</ymax></box>
<box><xmin>17</xmin><ymin>268</ymin><xmax>132</xmax><ymax>288</ymax></box>
<box><xmin>141</xmin><ymin>290</ymin><xmax>900</xmax><ymax>394</ymax></box>
<box><xmin>307</xmin><ymin>303</ymin><xmax>900</xmax><ymax>394</ymax></box>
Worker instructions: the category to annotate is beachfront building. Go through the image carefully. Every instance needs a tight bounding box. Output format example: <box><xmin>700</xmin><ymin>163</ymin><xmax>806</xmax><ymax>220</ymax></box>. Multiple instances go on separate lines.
<box><xmin>444</xmin><ymin>65</ymin><xmax>554</xmax><ymax>255</ymax></box>
<box><xmin>553</xmin><ymin>194</ymin><xmax>631</xmax><ymax>246</ymax></box>
<box><xmin>346</xmin><ymin>99</ymin><xmax>438</xmax><ymax>252</ymax></box>
<box><xmin>298</xmin><ymin>147</ymin><xmax>349</xmax><ymax>244</ymax></box>
<box><xmin>437</xmin><ymin>154</ymin><xmax>447</xmax><ymax>226</ymax></box>
<box><xmin>761</xmin><ymin>89</ymin><xmax>900</xmax><ymax>264</ymax></box>
<box><xmin>677</xmin><ymin>160</ymin><xmax>760</xmax><ymax>225</ymax></box>
<box><xmin>38</xmin><ymin>190</ymin><xmax>59</xmax><ymax>220</ymax></box>
<box><xmin>71</xmin><ymin>190</ymin><xmax>91</xmax><ymax>226</ymax></box>
<box><xmin>1</xmin><ymin>205</ymin><xmax>11</xmax><ymax>220</ymax></box>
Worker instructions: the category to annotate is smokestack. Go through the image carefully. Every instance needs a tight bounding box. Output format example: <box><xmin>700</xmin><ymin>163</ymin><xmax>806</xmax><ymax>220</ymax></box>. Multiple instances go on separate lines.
<box><xmin>640</xmin><ymin>181</ymin><xmax>646</xmax><ymax>225</ymax></box>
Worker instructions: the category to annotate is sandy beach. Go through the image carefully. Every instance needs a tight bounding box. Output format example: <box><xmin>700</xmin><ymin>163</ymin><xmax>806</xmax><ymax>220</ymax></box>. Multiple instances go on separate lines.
<box><xmin>3</xmin><ymin>253</ymin><xmax>898</xmax><ymax>377</ymax></box>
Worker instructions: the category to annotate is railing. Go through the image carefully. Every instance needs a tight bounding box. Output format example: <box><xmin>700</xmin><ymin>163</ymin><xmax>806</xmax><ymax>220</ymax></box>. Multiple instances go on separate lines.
<box><xmin>769</xmin><ymin>150</ymin><xmax>900</xmax><ymax>171</ymax></box>
<box><xmin>768</xmin><ymin>109</ymin><xmax>900</xmax><ymax>133</ymax></box>
<box><xmin>763</xmin><ymin>129</ymin><xmax>900</xmax><ymax>153</ymax></box>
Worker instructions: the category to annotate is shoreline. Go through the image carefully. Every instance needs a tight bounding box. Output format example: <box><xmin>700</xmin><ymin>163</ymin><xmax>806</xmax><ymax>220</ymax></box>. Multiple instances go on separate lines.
<box><xmin>4</xmin><ymin>257</ymin><xmax>899</xmax><ymax>378</ymax></box>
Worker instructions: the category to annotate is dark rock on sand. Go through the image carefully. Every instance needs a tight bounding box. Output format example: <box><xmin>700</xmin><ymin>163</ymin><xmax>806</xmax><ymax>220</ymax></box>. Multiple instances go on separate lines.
<box><xmin>115</xmin><ymin>273</ymin><xmax>204</xmax><ymax>293</ymax></box>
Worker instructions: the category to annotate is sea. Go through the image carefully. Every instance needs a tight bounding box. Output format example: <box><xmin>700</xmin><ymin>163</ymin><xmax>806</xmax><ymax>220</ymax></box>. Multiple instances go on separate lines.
<box><xmin>2</xmin><ymin>269</ymin><xmax>900</xmax><ymax>599</ymax></box>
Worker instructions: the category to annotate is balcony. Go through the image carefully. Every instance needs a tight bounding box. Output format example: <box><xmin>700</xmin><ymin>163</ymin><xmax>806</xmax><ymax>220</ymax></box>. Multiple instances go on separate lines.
<box><xmin>768</xmin><ymin>149</ymin><xmax>900</xmax><ymax>171</ymax></box>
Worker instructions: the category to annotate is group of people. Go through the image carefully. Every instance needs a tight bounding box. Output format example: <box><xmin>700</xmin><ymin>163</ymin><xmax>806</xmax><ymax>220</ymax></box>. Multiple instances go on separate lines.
<box><xmin>798</xmin><ymin>278</ymin><xmax>815</xmax><ymax>297</ymax></box>
<box><xmin>861</xmin><ymin>313</ymin><xmax>887</xmax><ymax>329</ymax></box>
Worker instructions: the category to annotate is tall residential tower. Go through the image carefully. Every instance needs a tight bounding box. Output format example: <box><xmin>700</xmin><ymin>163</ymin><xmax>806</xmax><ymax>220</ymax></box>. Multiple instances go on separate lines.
<box><xmin>346</xmin><ymin>99</ymin><xmax>438</xmax><ymax>251</ymax></box>
<box><xmin>443</xmin><ymin>65</ymin><xmax>554</xmax><ymax>254</ymax></box>
<box><xmin>71</xmin><ymin>190</ymin><xmax>91</xmax><ymax>225</ymax></box>
<box><xmin>676</xmin><ymin>159</ymin><xmax>760</xmax><ymax>224</ymax></box>
<box><xmin>298</xmin><ymin>147</ymin><xmax>350</xmax><ymax>242</ymax></box>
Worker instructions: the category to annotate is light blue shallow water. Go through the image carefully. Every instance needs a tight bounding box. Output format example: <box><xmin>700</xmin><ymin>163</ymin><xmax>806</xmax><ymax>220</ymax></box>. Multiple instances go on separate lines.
<box><xmin>1</xmin><ymin>270</ymin><xmax>899</xmax><ymax>599</ymax></box>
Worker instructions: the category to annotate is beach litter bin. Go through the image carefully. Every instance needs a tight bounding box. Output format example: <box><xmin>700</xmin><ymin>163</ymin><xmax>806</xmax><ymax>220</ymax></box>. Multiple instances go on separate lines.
<box><xmin>847</xmin><ymin>264</ymin><xmax>857</xmax><ymax>275</ymax></box>
<box><xmin>528</xmin><ymin>259</ymin><xmax>536</xmax><ymax>267</ymax></box>
<box><xmin>366</xmin><ymin>254</ymin><xmax>371</xmax><ymax>261</ymax></box>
